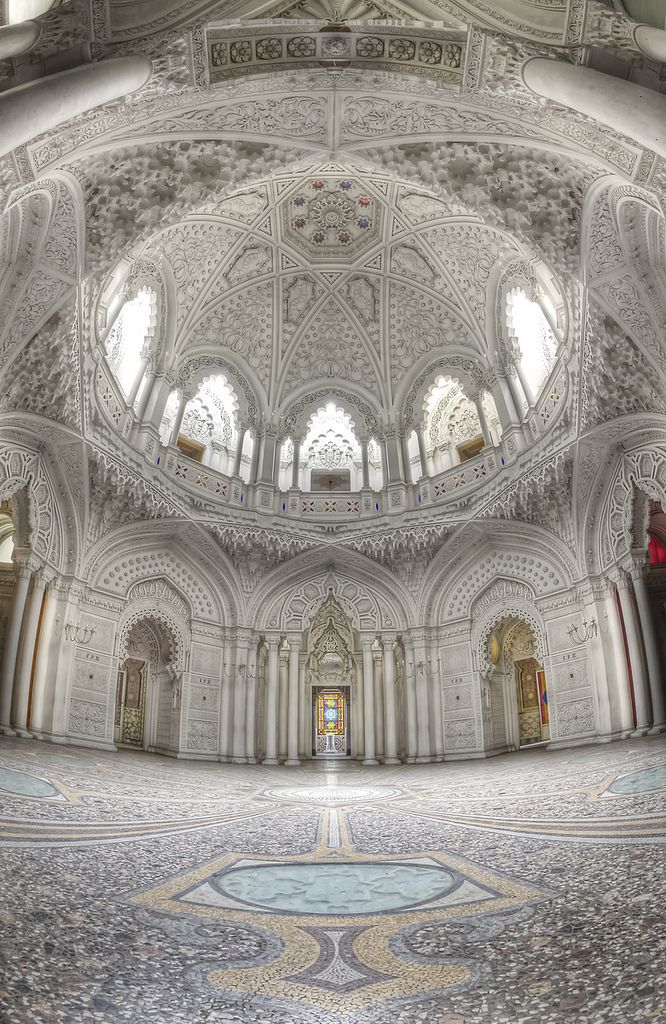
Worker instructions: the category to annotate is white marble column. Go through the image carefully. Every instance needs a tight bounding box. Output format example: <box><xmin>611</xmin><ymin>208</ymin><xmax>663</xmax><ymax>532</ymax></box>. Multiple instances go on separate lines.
<box><xmin>291</xmin><ymin>439</ymin><xmax>301</xmax><ymax>490</ymax></box>
<box><xmin>400</xmin><ymin>433</ymin><xmax>413</xmax><ymax>484</ymax></box>
<box><xmin>278</xmin><ymin>647</ymin><xmax>288</xmax><ymax>760</ymax></box>
<box><xmin>245</xmin><ymin>646</ymin><xmax>257</xmax><ymax>764</ymax></box>
<box><xmin>169</xmin><ymin>394</ymin><xmax>188</xmax><ymax>446</ymax></box>
<box><xmin>360</xmin><ymin>439</ymin><xmax>370</xmax><ymax>489</ymax></box>
<box><xmin>523</xmin><ymin>58</ymin><xmax>666</xmax><ymax>161</ymax></box>
<box><xmin>362</xmin><ymin>637</ymin><xmax>378</xmax><ymax>765</ymax></box>
<box><xmin>263</xmin><ymin>637</ymin><xmax>280</xmax><ymax>765</ymax></box>
<box><xmin>0</xmin><ymin>57</ymin><xmax>152</xmax><ymax>158</ymax></box>
<box><xmin>632</xmin><ymin>568</ymin><xmax>665</xmax><ymax>731</ymax></box>
<box><xmin>11</xmin><ymin>568</ymin><xmax>48</xmax><ymax>737</ymax></box>
<box><xmin>126</xmin><ymin>359</ymin><xmax>148</xmax><ymax>408</ymax></box>
<box><xmin>28</xmin><ymin>577</ymin><xmax>59</xmax><ymax>737</ymax></box>
<box><xmin>141</xmin><ymin>374</ymin><xmax>170</xmax><ymax>430</ymax></box>
<box><xmin>373</xmin><ymin>647</ymin><xmax>384</xmax><ymax>761</ymax></box>
<box><xmin>634</xmin><ymin>24</ymin><xmax>666</xmax><ymax>62</ymax></box>
<box><xmin>286</xmin><ymin>636</ymin><xmax>301</xmax><ymax>766</ymax></box>
<box><xmin>617</xmin><ymin>574</ymin><xmax>652</xmax><ymax>733</ymax></box>
<box><xmin>0</xmin><ymin>554</ymin><xmax>33</xmax><ymax>735</ymax></box>
<box><xmin>382</xmin><ymin>636</ymin><xmax>400</xmax><ymax>764</ymax></box>
<box><xmin>602</xmin><ymin>588</ymin><xmax>635</xmax><ymax>736</ymax></box>
<box><xmin>415</xmin><ymin>426</ymin><xmax>427</xmax><ymax>480</ymax></box>
<box><xmin>233</xmin><ymin>425</ymin><xmax>246</xmax><ymax>478</ymax></box>
<box><xmin>473</xmin><ymin>396</ymin><xmax>492</xmax><ymax>447</ymax></box>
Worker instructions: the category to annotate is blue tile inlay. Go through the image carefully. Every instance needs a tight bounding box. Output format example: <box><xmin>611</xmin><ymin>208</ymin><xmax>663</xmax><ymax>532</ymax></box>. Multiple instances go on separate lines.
<box><xmin>609</xmin><ymin>763</ymin><xmax>666</xmax><ymax>794</ymax></box>
<box><xmin>212</xmin><ymin>861</ymin><xmax>456</xmax><ymax>915</ymax></box>
<box><xmin>0</xmin><ymin>765</ymin><xmax>60</xmax><ymax>799</ymax></box>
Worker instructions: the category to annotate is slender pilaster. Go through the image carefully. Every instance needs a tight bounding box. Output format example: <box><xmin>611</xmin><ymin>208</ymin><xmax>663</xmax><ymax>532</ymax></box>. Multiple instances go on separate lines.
<box><xmin>232</xmin><ymin>640</ymin><xmax>249</xmax><ymax>763</ymax></box>
<box><xmin>413</xmin><ymin>643</ymin><xmax>431</xmax><ymax>762</ymax></box>
<box><xmin>219</xmin><ymin>642</ymin><xmax>234</xmax><ymax>760</ymax></box>
<box><xmin>0</xmin><ymin>553</ymin><xmax>33</xmax><ymax>735</ymax></box>
<box><xmin>373</xmin><ymin>647</ymin><xmax>384</xmax><ymax>761</ymax></box>
<box><xmin>245</xmin><ymin>646</ymin><xmax>257</xmax><ymax>764</ymax></box>
<box><xmin>617</xmin><ymin>574</ymin><xmax>652</xmax><ymax>733</ymax></box>
<box><xmin>285</xmin><ymin>635</ymin><xmax>301</xmax><ymax>766</ymax></box>
<box><xmin>382</xmin><ymin>636</ymin><xmax>400</xmax><ymax>764</ymax></box>
<box><xmin>404</xmin><ymin>639</ymin><xmax>418</xmax><ymax>762</ymax></box>
<box><xmin>263</xmin><ymin>637</ymin><xmax>280</xmax><ymax>765</ymax></box>
<box><xmin>362</xmin><ymin>637</ymin><xmax>378</xmax><ymax>765</ymax></box>
<box><xmin>11</xmin><ymin>568</ymin><xmax>48</xmax><ymax>736</ymax></box>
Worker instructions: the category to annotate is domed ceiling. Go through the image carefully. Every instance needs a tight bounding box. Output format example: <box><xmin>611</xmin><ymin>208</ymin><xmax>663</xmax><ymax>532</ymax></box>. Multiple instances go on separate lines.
<box><xmin>136</xmin><ymin>161</ymin><xmax>525</xmax><ymax>417</ymax></box>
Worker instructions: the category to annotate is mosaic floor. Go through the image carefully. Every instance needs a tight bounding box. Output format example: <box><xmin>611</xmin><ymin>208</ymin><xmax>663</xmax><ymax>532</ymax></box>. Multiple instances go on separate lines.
<box><xmin>1</xmin><ymin>736</ymin><xmax>665</xmax><ymax>1023</ymax></box>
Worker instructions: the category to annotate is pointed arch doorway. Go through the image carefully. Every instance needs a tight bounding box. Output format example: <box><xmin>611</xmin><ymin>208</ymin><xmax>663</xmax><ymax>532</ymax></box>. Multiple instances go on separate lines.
<box><xmin>305</xmin><ymin>594</ymin><xmax>357</xmax><ymax>759</ymax></box>
<box><xmin>114</xmin><ymin>617</ymin><xmax>179</xmax><ymax>751</ymax></box>
<box><xmin>486</xmin><ymin>617</ymin><xmax>550</xmax><ymax>750</ymax></box>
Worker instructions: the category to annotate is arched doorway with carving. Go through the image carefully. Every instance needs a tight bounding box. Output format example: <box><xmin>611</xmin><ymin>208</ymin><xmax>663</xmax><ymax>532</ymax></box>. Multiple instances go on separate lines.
<box><xmin>114</xmin><ymin>615</ymin><xmax>182</xmax><ymax>753</ymax></box>
<box><xmin>485</xmin><ymin>618</ymin><xmax>550</xmax><ymax>750</ymax></box>
<box><xmin>304</xmin><ymin>595</ymin><xmax>357</xmax><ymax>758</ymax></box>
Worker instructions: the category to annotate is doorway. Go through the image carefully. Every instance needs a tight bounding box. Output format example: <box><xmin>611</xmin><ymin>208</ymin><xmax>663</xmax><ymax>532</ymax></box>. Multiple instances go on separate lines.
<box><xmin>312</xmin><ymin>686</ymin><xmax>350</xmax><ymax>757</ymax></box>
<box><xmin>114</xmin><ymin>657</ymin><xmax>150</xmax><ymax>747</ymax></box>
<box><xmin>514</xmin><ymin>656</ymin><xmax>550</xmax><ymax>745</ymax></box>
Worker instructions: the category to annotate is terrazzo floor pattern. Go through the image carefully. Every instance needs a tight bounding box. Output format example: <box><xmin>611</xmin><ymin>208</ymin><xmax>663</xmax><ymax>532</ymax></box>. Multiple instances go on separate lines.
<box><xmin>0</xmin><ymin>736</ymin><xmax>665</xmax><ymax>1024</ymax></box>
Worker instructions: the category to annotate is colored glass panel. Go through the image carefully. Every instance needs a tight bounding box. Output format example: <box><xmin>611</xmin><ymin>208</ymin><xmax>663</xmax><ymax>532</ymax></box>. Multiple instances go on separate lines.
<box><xmin>317</xmin><ymin>692</ymin><xmax>345</xmax><ymax>736</ymax></box>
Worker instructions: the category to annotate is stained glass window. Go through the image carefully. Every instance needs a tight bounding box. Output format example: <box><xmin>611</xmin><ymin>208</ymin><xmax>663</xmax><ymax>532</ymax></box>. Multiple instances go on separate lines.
<box><xmin>317</xmin><ymin>692</ymin><xmax>345</xmax><ymax>736</ymax></box>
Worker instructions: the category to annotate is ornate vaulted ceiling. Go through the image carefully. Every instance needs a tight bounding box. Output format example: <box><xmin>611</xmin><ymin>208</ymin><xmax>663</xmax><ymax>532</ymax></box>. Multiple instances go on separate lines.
<box><xmin>0</xmin><ymin>0</ymin><xmax>664</xmax><ymax>595</ymax></box>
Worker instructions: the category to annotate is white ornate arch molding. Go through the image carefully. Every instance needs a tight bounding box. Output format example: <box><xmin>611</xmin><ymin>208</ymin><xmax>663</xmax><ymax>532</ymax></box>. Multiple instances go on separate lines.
<box><xmin>469</xmin><ymin>576</ymin><xmax>547</xmax><ymax>673</ymax></box>
<box><xmin>595</xmin><ymin>444</ymin><xmax>666</xmax><ymax>572</ymax></box>
<box><xmin>582</xmin><ymin>177</ymin><xmax>666</xmax><ymax>375</ymax></box>
<box><xmin>84</xmin><ymin>528</ymin><xmax>239</xmax><ymax>625</ymax></box>
<box><xmin>0</xmin><ymin>173</ymin><xmax>82</xmax><ymax>374</ymax></box>
<box><xmin>397</xmin><ymin>352</ymin><xmax>491</xmax><ymax>428</ymax></box>
<box><xmin>116</xmin><ymin>580</ymin><xmax>189</xmax><ymax>675</ymax></box>
<box><xmin>422</xmin><ymin>529</ymin><xmax>573</xmax><ymax>627</ymax></box>
<box><xmin>171</xmin><ymin>350</ymin><xmax>262</xmax><ymax>428</ymax></box>
<box><xmin>280</xmin><ymin>387</ymin><xmax>382</xmax><ymax>442</ymax></box>
<box><xmin>249</xmin><ymin>556</ymin><xmax>413</xmax><ymax>635</ymax></box>
<box><xmin>0</xmin><ymin>442</ymin><xmax>70</xmax><ymax>572</ymax></box>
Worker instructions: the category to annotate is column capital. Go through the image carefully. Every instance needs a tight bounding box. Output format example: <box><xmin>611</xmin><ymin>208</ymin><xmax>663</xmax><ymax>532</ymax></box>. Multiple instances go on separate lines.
<box><xmin>265</xmin><ymin>633</ymin><xmax>282</xmax><ymax>649</ymax></box>
<box><xmin>286</xmin><ymin>633</ymin><xmax>301</xmax><ymax>649</ymax></box>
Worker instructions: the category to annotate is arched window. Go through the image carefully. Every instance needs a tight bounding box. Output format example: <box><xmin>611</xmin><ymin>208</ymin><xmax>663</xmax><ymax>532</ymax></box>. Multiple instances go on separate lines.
<box><xmin>0</xmin><ymin>508</ymin><xmax>15</xmax><ymax>563</ymax></box>
<box><xmin>105</xmin><ymin>288</ymin><xmax>155</xmax><ymax>401</ymax></box>
<box><xmin>506</xmin><ymin>288</ymin><xmax>557</xmax><ymax>400</ymax></box>
<box><xmin>160</xmin><ymin>374</ymin><xmax>239</xmax><ymax>473</ymax></box>
<box><xmin>423</xmin><ymin>376</ymin><xmax>484</xmax><ymax>474</ymax></box>
<box><xmin>301</xmin><ymin>402</ymin><xmax>362</xmax><ymax>491</ymax></box>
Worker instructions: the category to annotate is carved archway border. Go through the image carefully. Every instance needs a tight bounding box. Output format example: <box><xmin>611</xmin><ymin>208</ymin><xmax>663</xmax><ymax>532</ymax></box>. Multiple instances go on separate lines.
<box><xmin>0</xmin><ymin>446</ymin><xmax>62</xmax><ymax>570</ymax></box>
<box><xmin>117</xmin><ymin>604</ymin><xmax>187</xmax><ymax>676</ymax></box>
<box><xmin>472</xmin><ymin>598</ymin><xmax>547</xmax><ymax>677</ymax></box>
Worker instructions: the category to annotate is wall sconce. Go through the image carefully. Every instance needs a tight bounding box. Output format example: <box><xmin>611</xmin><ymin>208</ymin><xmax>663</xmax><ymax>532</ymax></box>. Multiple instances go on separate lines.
<box><xmin>567</xmin><ymin>620</ymin><xmax>598</xmax><ymax>646</ymax></box>
<box><xmin>64</xmin><ymin>623</ymin><xmax>96</xmax><ymax>645</ymax></box>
